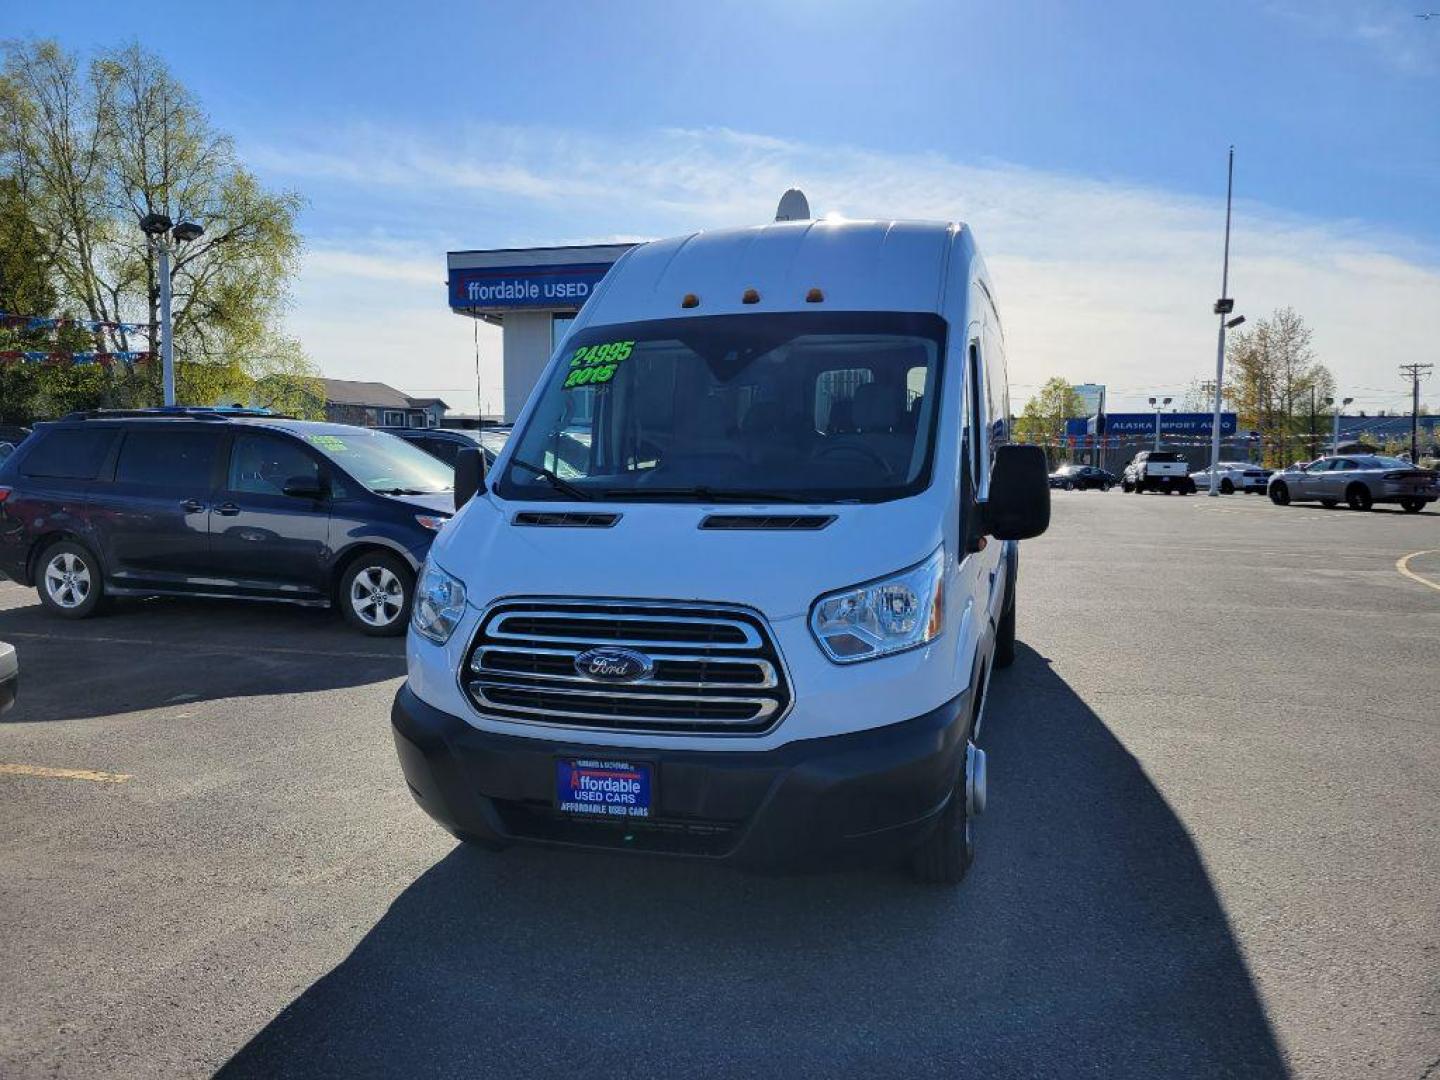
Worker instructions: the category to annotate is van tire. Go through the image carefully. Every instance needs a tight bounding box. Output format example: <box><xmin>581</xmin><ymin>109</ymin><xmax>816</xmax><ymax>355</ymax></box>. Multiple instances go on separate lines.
<box><xmin>35</xmin><ymin>540</ymin><xmax>104</xmax><ymax>619</ymax></box>
<box><xmin>339</xmin><ymin>552</ymin><xmax>414</xmax><ymax>636</ymax></box>
<box><xmin>993</xmin><ymin>595</ymin><xmax>1016</xmax><ymax>670</ymax></box>
<box><xmin>910</xmin><ymin>775</ymin><xmax>972</xmax><ymax>885</ymax></box>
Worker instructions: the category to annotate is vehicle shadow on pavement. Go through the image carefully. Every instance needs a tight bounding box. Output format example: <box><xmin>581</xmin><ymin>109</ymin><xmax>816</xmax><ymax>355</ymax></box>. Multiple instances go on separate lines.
<box><xmin>0</xmin><ymin>594</ymin><xmax>404</xmax><ymax>724</ymax></box>
<box><xmin>215</xmin><ymin>645</ymin><xmax>1285</xmax><ymax>1079</ymax></box>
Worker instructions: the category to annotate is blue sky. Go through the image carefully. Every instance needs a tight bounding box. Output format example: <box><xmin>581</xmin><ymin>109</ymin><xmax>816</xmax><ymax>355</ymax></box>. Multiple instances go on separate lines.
<box><xmin>11</xmin><ymin>1</ymin><xmax>1440</xmax><ymax>413</ymax></box>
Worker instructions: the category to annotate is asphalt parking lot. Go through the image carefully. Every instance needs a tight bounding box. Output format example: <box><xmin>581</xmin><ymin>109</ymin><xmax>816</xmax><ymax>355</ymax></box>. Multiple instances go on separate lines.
<box><xmin>1</xmin><ymin>493</ymin><xmax>1436</xmax><ymax>1079</ymax></box>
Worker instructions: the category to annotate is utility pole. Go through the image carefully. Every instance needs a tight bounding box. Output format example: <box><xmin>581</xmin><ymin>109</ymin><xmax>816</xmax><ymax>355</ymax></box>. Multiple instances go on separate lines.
<box><xmin>1208</xmin><ymin>147</ymin><xmax>1244</xmax><ymax>495</ymax></box>
<box><xmin>1400</xmin><ymin>363</ymin><xmax>1433</xmax><ymax>461</ymax></box>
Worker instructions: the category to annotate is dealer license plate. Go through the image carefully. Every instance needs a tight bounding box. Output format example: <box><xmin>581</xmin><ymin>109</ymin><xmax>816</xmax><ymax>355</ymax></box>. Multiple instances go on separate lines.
<box><xmin>555</xmin><ymin>759</ymin><xmax>652</xmax><ymax>819</ymax></box>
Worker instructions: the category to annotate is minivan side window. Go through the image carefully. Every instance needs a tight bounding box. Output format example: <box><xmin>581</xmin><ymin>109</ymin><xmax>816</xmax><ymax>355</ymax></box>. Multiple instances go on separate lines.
<box><xmin>20</xmin><ymin>430</ymin><xmax>118</xmax><ymax>479</ymax></box>
<box><xmin>116</xmin><ymin>430</ymin><xmax>220</xmax><ymax>489</ymax></box>
<box><xmin>228</xmin><ymin>434</ymin><xmax>321</xmax><ymax>495</ymax></box>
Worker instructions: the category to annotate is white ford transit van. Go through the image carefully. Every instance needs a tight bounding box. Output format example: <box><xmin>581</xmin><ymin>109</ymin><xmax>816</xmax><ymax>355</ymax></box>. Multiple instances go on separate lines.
<box><xmin>393</xmin><ymin>206</ymin><xmax>1050</xmax><ymax>883</ymax></box>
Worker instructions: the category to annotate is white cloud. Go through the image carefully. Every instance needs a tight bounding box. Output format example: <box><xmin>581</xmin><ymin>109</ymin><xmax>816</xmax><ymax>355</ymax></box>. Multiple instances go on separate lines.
<box><xmin>269</xmin><ymin>125</ymin><xmax>1440</xmax><ymax>415</ymax></box>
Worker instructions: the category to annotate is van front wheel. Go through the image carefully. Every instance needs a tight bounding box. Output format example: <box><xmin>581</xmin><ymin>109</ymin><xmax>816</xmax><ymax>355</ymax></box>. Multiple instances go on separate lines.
<box><xmin>993</xmin><ymin>593</ymin><xmax>1016</xmax><ymax>669</ymax></box>
<box><xmin>911</xmin><ymin>774</ymin><xmax>973</xmax><ymax>885</ymax></box>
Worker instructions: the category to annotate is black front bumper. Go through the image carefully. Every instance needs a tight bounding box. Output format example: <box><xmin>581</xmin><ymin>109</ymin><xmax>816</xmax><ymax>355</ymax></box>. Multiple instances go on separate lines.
<box><xmin>391</xmin><ymin>684</ymin><xmax>970</xmax><ymax>870</ymax></box>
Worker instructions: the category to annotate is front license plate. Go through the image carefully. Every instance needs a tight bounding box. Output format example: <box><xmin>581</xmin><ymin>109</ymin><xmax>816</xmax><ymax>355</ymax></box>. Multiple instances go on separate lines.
<box><xmin>556</xmin><ymin>759</ymin><xmax>652</xmax><ymax>819</ymax></box>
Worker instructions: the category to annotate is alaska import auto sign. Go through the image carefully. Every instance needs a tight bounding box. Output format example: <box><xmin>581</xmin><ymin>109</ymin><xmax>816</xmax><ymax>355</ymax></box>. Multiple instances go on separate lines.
<box><xmin>449</xmin><ymin>263</ymin><xmax>613</xmax><ymax>309</ymax></box>
<box><xmin>1066</xmin><ymin>413</ymin><xmax>1239</xmax><ymax>438</ymax></box>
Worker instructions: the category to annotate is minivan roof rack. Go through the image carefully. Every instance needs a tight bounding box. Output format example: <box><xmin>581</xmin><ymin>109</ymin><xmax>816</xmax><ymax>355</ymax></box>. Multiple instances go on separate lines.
<box><xmin>59</xmin><ymin>406</ymin><xmax>291</xmax><ymax>421</ymax></box>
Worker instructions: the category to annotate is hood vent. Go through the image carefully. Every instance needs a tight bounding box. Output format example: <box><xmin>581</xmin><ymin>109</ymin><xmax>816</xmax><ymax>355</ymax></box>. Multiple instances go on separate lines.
<box><xmin>699</xmin><ymin>514</ymin><xmax>836</xmax><ymax>531</ymax></box>
<box><xmin>512</xmin><ymin>511</ymin><xmax>621</xmax><ymax>528</ymax></box>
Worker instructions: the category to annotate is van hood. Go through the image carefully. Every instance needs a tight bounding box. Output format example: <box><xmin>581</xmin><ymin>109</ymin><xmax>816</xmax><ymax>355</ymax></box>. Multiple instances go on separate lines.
<box><xmin>430</xmin><ymin>493</ymin><xmax>946</xmax><ymax>621</ymax></box>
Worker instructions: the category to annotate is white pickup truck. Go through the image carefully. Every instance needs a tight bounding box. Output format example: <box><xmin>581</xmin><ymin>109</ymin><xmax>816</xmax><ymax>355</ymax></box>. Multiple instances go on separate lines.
<box><xmin>1122</xmin><ymin>451</ymin><xmax>1196</xmax><ymax>495</ymax></box>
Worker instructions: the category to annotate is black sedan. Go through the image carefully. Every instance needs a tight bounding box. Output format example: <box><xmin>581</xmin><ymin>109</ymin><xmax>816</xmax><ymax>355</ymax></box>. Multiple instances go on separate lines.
<box><xmin>1049</xmin><ymin>465</ymin><xmax>1118</xmax><ymax>491</ymax></box>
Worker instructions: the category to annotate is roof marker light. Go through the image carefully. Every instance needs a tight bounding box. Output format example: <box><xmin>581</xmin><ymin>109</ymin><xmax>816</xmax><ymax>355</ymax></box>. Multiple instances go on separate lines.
<box><xmin>742</xmin><ymin>288</ymin><xmax>760</xmax><ymax>305</ymax></box>
<box><xmin>805</xmin><ymin>288</ymin><xmax>824</xmax><ymax>303</ymax></box>
<box><xmin>681</xmin><ymin>293</ymin><xmax>700</xmax><ymax>309</ymax></box>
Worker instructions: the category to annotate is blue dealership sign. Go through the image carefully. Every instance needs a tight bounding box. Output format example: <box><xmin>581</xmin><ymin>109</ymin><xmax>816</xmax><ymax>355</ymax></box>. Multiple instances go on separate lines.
<box><xmin>449</xmin><ymin>263</ymin><xmax>612</xmax><ymax>309</ymax></box>
<box><xmin>1099</xmin><ymin>412</ymin><xmax>1237</xmax><ymax>436</ymax></box>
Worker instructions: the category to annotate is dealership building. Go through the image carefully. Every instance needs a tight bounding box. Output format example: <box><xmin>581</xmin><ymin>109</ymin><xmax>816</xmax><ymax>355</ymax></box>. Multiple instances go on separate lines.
<box><xmin>447</xmin><ymin>242</ymin><xmax>636</xmax><ymax>420</ymax></box>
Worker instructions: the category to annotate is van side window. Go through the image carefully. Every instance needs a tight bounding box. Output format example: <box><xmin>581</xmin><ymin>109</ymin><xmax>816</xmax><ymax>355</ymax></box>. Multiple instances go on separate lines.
<box><xmin>228</xmin><ymin>434</ymin><xmax>321</xmax><ymax>495</ymax></box>
<box><xmin>968</xmin><ymin>344</ymin><xmax>988</xmax><ymax>489</ymax></box>
<box><xmin>116</xmin><ymin>431</ymin><xmax>220</xmax><ymax>489</ymax></box>
<box><xmin>20</xmin><ymin>430</ymin><xmax>117</xmax><ymax>480</ymax></box>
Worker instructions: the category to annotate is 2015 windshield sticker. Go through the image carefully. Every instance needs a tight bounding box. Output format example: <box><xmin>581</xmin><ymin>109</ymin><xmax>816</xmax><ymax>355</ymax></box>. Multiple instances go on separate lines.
<box><xmin>306</xmin><ymin>434</ymin><xmax>348</xmax><ymax>452</ymax></box>
<box><xmin>564</xmin><ymin>340</ymin><xmax>634</xmax><ymax>389</ymax></box>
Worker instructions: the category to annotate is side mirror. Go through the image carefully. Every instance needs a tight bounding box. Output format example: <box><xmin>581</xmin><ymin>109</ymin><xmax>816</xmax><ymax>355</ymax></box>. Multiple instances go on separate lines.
<box><xmin>454</xmin><ymin>447</ymin><xmax>486</xmax><ymax>509</ymax></box>
<box><xmin>282</xmin><ymin>475</ymin><xmax>325</xmax><ymax>500</ymax></box>
<box><xmin>983</xmin><ymin>445</ymin><xmax>1051</xmax><ymax>541</ymax></box>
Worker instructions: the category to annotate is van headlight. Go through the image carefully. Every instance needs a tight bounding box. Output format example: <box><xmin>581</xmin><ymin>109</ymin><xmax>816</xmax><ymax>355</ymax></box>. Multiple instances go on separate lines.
<box><xmin>809</xmin><ymin>548</ymin><xmax>945</xmax><ymax>663</ymax></box>
<box><xmin>411</xmin><ymin>561</ymin><xmax>467</xmax><ymax>644</ymax></box>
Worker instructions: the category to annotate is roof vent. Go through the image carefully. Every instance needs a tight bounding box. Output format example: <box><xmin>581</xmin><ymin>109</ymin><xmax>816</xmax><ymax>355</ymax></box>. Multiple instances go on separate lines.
<box><xmin>512</xmin><ymin>511</ymin><xmax>621</xmax><ymax>528</ymax></box>
<box><xmin>699</xmin><ymin>514</ymin><xmax>836</xmax><ymax>531</ymax></box>
<box><xmin>775</xmin><ymin>189</ymin><xmax>810</xmax><ymax>222</ymax></box>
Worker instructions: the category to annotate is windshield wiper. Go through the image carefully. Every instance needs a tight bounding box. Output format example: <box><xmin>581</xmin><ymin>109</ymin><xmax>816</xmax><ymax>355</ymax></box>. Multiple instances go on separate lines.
<box><xmin>599</xmin><ymin>486</ymin><xmax>809</xmax><ymax>504</ymax></box>
<box><xmin>507</xmin><ymin>457</ymin><xmax>593</xmax><ymax>500</ymax></box>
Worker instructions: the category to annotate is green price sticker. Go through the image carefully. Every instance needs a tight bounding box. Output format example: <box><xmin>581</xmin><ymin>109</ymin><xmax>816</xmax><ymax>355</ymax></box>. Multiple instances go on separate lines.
<box><xmin>306</xmin><ymin>434</ymin><xmax>348</xmax><ymax>452</ymax></box>
<box><xmin>564</xmin><ymin>340</ymin><xmax>634</xmax><ymax>390</ymax></box>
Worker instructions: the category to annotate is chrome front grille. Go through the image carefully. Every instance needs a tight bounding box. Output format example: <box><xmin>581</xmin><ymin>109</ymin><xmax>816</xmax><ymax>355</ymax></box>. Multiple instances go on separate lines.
<box><xmin>462</xmin><ymin>600</ymin><xmax>791</xmax><ymax>734</ymax></box>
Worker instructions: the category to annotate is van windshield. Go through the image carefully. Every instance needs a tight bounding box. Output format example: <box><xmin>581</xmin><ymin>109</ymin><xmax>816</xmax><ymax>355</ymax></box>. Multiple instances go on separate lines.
<box><xmin>302</xmin><ymin>430</ymin><xmax>453</xmax><ymax>495</ymax></box>
<box><xmin>497</xmin><ymin>312</ymin><xmax>946</xmax><ymax>504</ymax></box>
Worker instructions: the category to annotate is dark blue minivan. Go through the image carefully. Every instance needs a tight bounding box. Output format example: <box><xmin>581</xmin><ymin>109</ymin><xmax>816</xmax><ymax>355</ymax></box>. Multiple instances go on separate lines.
<box><xmin>0</xmin><ymin>410</ymin><xmax>454</xmax><ymax>635</ymax></box>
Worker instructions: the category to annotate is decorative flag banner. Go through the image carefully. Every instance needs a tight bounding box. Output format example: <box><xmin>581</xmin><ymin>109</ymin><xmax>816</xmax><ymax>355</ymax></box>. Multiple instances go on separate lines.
<box><xmin>0</xmin><ymin>350</ymin><xmax>152</xmax><ymax>366</ymax></box>
<box><xmin>0</xmin><ymin>311</ymin><xmax>148</xmax><ymax>334</ymax></box>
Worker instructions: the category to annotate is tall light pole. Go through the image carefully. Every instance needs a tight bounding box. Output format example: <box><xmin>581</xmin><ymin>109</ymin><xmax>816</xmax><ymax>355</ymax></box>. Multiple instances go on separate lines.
<box><xmin>1325</xmin><ymin>395</ymin><xmax>1353</xmax><ymax>456</ymax></box>
<box><xmin>140</xmin><ymin>212</ymin><xmax>205</xmax><ymax>407</ymax></box>
<box><xmin>1148</xmin><ymin>396</ymin><xmax>1172</xmax><ymax>451</ymax></box>
<box><xmin>1207</xmin><ymin>146</ymin><xmax>1239</xmax><ymax>496</ymax></box>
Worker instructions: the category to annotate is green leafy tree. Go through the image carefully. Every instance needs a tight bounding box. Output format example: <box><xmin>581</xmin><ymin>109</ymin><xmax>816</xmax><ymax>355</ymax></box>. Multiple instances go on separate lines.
<box><xmin>1224</xmin><ymin>308</ymin><xmax>1333</xmax><ymax>466</ymax></box>
<box><xmin>1015</xmin><ymin>377</ymin><xmax>1085</xmax><ymax>465</ymax></box>
<box><xmin>0</xmin><ymin>39</ymin><xmax>317</xmax><ymax>418</ymax></box>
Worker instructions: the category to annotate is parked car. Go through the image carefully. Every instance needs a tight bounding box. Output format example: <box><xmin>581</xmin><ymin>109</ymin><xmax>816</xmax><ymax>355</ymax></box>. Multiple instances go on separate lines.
<box><xmin>392</xmin><ymin>208</ymin><xmax>1052</xmax><ymax>886</ymax></box>
<box><xmin>1122</xmin><ymin>450</ymin><xmax>1196</xmax><ymax>494</ymax></box>
<box><xmin>1190</xmin><ymin>461</ymin><xmax>1270</xmax><ymax>495</ymax></box>
<box><xmin>1268</xmin><ymin>455</ymin><xmax>1438</xmax><ymax>512</ymax></box>
<box><xmin>0</xmin><ymin>640</ymin><xmax>15</xmax><ymax>714</ymax></box>
<box><xmin>0</xmin><ymin>409</ymin><xmax>456</xmax><ymax>635</ymax></box>
<box><xmin>1049</xmin><ymin>464</ymin><xmax>1117</xmax><ymax>491</ymax></box>
<box><xmin>379</xmin><ymin>425</ymin><xmax>511</xmax><ymax>468</ymax></box>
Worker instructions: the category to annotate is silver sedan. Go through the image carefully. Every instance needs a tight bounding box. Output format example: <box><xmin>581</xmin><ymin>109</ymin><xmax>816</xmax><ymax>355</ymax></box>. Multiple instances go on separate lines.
<box><xmin>1268</xmin><ymin>455</ymin><xmax>1439</xmax><ymax>513</ymax></box>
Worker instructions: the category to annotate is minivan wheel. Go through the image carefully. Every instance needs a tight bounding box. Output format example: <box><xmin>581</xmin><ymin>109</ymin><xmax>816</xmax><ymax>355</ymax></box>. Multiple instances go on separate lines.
<box><xmin>911</xmin><ymin>768</ymin><xmax>973</xmax><ymax>885</ymax></box>
<box><xmin>36</xmin><ymin>540</ymin><xmax>104</xmax><ymax>619</ymax></box>
<box><xmin>1345</xmin><ymin>484</ymin><xmax>1373</xmax><ymax>512</ymax></box>
<box><xmin>1270</xmin><ymin>482</ymin><xmax>1290</xmax><ymax>506</ymax></box>
<box><xmin>339</xmin><ymin>553</ymin><xmax>414</xmax><ymax>636</ymax></box>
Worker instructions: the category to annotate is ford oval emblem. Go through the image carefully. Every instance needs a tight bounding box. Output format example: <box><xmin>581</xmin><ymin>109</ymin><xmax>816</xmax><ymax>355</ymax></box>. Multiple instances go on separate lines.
<box><xmin>574</xmin><ymin>646</ymin><xmax>655</xmax><ymax>684</ymax></box>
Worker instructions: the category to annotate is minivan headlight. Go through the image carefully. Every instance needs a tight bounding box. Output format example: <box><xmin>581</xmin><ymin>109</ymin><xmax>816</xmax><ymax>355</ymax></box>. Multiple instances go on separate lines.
<box><xmin>412</xmin><ymin>561</ymin><xmax>466</xmax><ymax>644</ymax></box>
<box><xmin>810</xmin><ymin>548</ymin><xmax>945</xmax><ymax>663</ymax></box>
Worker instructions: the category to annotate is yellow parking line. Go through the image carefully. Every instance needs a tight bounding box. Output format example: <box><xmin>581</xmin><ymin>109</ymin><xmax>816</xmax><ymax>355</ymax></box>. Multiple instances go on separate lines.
<box><xmin>0</xmin><ymin>763</ymin><xmax>133</xmax><ymax>784</ymax></box>
<box><xmin>1396</xmin><ymin>550</ymin><xmax>1440</xmax><ymax>594</ymax></box>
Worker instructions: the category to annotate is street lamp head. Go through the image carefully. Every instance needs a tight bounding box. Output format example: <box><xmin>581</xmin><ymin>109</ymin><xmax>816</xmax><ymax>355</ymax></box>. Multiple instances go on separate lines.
<box><xmin>1213</xmin><ymin>298</ymin><xmax>1235</xmax><ymax>315</ymax></box>
<box><xmin>1162</xmin><ymin>397</ymin><xmax>1173</xmax><ymax>406</ymax></box>
<box><xmin>139</xmin><ymin>212</ymin><xmax>173</xmax><ymax>237</ymax></box>
<box><xmin>171</xmin><ymin>221</ymin><xmax>205</xmax><ymax>244</ymax></box>
<box><xmin>1226</xmin><ymin>315</ymin><xmax>1246</xmax><ymax>329</ymax></box>
<box><xmin>1343</xmin><ymin>397</ymin><xmax>1354</xmax><ymax>407</ymax></box>
<box><xmin>1325</xmin><ymin>397</ymin><xmax>1334</xmax><ymax>406</ymax></box>
<box><xmin>1148</xmin><ymin>397</ymin><xmax>1157</xmax><ymax>406</ymax></box>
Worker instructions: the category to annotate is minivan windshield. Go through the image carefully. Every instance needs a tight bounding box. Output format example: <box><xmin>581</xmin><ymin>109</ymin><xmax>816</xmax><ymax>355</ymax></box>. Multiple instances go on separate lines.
<box><xmin>302</xmin><ymin>430</ymin><xmax>453</xmax><ymax>494</ymax></box>
<box><xmin>497</xmin><ymin>312</ymin><xmax>946</xmax><ymax>503</ymax></box>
